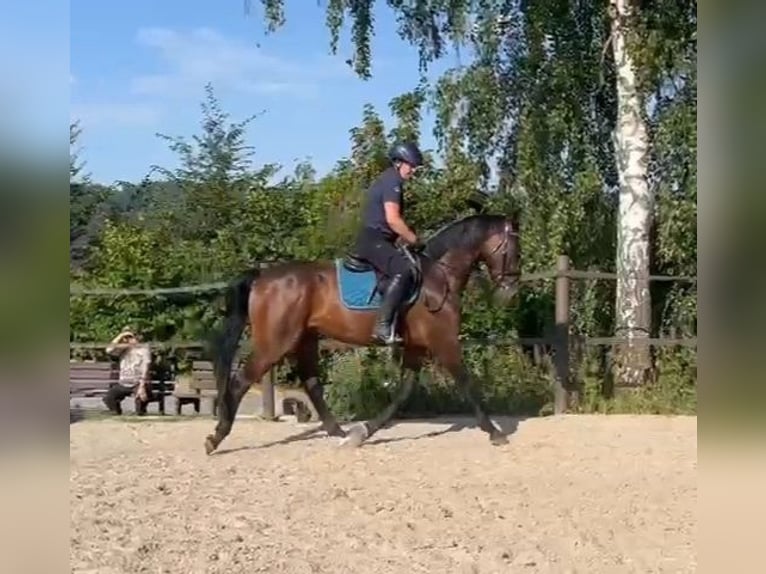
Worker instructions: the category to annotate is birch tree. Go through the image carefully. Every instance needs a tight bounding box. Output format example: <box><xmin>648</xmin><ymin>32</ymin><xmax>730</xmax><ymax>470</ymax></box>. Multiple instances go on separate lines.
<box><xmin>609</xmin><ymin>0</ymin><xmax>653</xmax><ymax>386</ymax></box>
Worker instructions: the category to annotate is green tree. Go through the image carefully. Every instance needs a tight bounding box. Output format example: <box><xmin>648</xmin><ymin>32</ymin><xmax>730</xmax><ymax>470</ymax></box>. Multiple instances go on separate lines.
<box><xmin>70</xmin><ymin>121</ymin><xmax>86</xmax><ymax>182</ymax></box>
<box><xmin>150</xmin><ymin>82</ymin><xmax>279</xmax><ymax>242</ymax></box>
<box><xmin>70</xmin><ymin>121</ymin><xmax>111</xmax><ymax>270</ymax></box>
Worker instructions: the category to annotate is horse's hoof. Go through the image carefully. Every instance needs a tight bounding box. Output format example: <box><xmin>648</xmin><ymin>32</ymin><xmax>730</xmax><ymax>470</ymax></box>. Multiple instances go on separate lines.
<box><xmin>490</xmin><ymin>433</ymin><xmax>509</xmax><ymax>446</ymax></box>
<box><xmin>204</xmin><ymin>435</ymin><xmax>218</xmax><ymax>455</ymax></box>
<box><xmin>339</xmin><ymin>423</ymin><xmax>368</xmax><ymax>448</ymax></box>
<box><xmin>326</xmin><ymin>426</ymin><xmax>347</xmax><ymax>439</ymax></box>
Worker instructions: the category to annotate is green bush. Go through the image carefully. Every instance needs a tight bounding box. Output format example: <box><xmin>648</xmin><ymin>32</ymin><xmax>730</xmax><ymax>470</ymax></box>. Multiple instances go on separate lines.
<box><xmin>577</xmin><ymin>346</ymin><xmax>697</xmax><ymax>415</ymax></box>
<box><xmin>322</xmin><ymin>349</ymin><xmax>396</xmax><ymax>420</ymax></box>
<box><xmin>318</xmin><ymin>343</ymin><xmax>696</xmax><ymax>423</ymax></box>
<box><xmin>321</xmin><ymin>345</ymin><xmax>554</xmax><ymax>421</ymax></box>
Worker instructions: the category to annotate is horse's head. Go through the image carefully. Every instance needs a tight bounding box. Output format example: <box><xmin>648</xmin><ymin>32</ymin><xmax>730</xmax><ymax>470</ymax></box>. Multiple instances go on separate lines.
<box><xmin>422</xmin><ymin>213</ymin><xmax>521</xmax><ymax>302</ymax></box>
<box><xmin>478</xmin><ymin>215</ymin><xmax>521</xmax><ymax>302</ymax></box>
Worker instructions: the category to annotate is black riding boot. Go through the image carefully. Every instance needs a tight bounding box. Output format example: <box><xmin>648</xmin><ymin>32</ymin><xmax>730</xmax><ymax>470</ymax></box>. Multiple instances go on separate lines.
<box><xmin>372</xmin><ymin>273</ymin><xmax>409</xmax><ymax>344</ymax></box>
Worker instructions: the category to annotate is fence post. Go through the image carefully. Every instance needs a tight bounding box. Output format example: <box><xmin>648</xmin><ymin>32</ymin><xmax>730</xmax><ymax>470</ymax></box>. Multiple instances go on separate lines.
<box><xmin>553</xmin><ymin>255</ymin><xmax>571</xmax><ymax>414</ymax></box>
<box><xmin>262</xmin><ymin>366</ymin><xmax>276</xmax><ymax>420</ymax></box>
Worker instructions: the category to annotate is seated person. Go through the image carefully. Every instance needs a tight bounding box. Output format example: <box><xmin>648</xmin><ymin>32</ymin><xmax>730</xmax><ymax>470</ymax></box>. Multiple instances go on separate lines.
<box><xmin>102</xmin><ymin>327</ymin><xmax>151</xmax><ymax>415</ymax></box>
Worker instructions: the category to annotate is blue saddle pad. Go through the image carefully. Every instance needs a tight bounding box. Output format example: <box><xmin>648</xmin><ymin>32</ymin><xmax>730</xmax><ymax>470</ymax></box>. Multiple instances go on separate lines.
<box><xmin>334</xmin><ymin>259</ymin><xmax>420</xmax><ymax>311</ymax></box>
<box><xmin>335</xmin><ymin>259</ymin><xmax>384</xmax><ymax>310</ymax></box>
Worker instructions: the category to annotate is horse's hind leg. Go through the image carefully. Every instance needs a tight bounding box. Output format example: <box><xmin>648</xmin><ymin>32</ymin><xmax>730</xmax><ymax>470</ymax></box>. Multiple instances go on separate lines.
<box><xmin>206</xmin><ymin>354</ymin><xmax>273</xmax><ymax>452</ymax></box>
<box><xmin>205</xmin><ymin>273</ymin><xmax>319</xmax><ymax>454</ymax></box>
<box><xmin>206</xmin><ymin>338</ymin><xmax>300</xmax><ymax>453</ymax></box>
<box><xmin>294</xmin><ymin>335</ymin><xmax>346</xmax><ymax>438</ymax></box>
<box><xmin>341</xmin><ymin>347</ymin><xmax>423</xmax><ymax>448</ymax></box>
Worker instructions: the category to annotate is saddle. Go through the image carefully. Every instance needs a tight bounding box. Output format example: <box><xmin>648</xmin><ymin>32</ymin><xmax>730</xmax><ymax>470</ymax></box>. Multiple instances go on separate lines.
<box><xmin>342</xmin><ymin>252</ymin><xmax>374</xmax><ymax>273</ymax></box>
<box><xmin>341</xmin><ymin>248</ymin><xmax>423</xmax><ymax>306</ymax></box>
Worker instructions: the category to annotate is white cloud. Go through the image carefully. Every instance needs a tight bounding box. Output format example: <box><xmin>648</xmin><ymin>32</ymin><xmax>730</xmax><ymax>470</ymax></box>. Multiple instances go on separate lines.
<box><xmin>130</xmin><ymin>27</ymin><xmax>348</xmax><ymax>100</ymax></box>
<box><xmin>70</xmin><ymin>102</ymin><xmax>161</xmax><ymax>128</ymax></box>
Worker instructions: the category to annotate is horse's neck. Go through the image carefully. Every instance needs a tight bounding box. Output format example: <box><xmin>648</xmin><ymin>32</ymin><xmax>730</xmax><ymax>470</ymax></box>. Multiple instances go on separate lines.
<box><xmin>436</xmin><ymin>249</ymin><xmax>478</xmax><ymax>292</ymax></box>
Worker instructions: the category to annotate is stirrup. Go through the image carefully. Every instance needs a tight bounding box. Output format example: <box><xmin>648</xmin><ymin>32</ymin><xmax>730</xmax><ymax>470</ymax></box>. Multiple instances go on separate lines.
<box><xmin>372</xmin><ymin>323</ymin><xmax>402</xmax><ymax>345</ymax></box>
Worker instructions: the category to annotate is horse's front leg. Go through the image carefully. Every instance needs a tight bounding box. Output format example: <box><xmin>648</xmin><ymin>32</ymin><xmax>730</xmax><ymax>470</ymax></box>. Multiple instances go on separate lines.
<box><xmin>432</xmin><ymin>340</ymin><xmax>508</xmax><ymax>445</ymax></box>
<box><xmin>340</xmin><ymin>347</ymin><xmax>423</xmax><ymax>448</ymax></box>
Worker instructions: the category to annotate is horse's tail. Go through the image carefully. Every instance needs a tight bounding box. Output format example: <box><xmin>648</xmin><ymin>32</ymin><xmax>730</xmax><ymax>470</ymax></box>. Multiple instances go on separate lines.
<box><xmin>209</xmin><ymin>267</ymin><xmax>260</xmax><ymax>403</ymax></box>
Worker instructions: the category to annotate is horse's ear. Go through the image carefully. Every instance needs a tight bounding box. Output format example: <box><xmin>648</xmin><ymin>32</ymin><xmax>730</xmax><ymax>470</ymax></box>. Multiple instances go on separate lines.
<box><xmin>467</xmin><ymin>190</ymin><xmax>489</xmax><ymax>212</ymax></box>
<box><xmin>509</xmin><ymin>208</ymin><xmax>521</xmax><ymax>231</ymax></box>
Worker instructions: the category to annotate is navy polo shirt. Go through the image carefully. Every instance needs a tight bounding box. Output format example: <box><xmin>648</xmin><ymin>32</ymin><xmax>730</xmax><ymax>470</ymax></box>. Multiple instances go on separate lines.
<box><xmin>360</xmin><ymin>166</ymin><xmax>405</xmax><ymax>239</ymax></box>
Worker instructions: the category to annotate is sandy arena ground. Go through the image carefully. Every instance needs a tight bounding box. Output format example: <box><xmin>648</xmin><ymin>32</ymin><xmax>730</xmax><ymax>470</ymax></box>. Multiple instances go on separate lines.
<box><xmin>70</xmin><ymin>414</ymin><xmax>697</xmax><ymax>573</ymax></box>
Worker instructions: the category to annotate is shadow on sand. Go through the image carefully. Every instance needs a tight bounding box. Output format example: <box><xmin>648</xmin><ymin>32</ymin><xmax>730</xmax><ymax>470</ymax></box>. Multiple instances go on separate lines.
<box><xmin>210</xmin><ymin>415</ymin><xmax>529</xmax><ymax>456</ymax></box>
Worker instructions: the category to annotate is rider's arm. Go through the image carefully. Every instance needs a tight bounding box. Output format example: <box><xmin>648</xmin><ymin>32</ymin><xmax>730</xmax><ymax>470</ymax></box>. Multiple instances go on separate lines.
<box><xmin>384</xmin><ymin>202</ymin><xmax>417</xmax><ymax>244</ymax></box>
<box><xmin>382</xmin><ymin>183</ymin><xmax>417</xmax><ymax>243</ymax></box>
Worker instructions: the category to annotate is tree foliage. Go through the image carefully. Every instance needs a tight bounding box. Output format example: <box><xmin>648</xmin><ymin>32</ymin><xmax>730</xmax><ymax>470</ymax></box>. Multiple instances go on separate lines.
<box><xmin>70</xmin><ymin>0</ymin><xmax>696</xmax><ymax>412</ymax></box>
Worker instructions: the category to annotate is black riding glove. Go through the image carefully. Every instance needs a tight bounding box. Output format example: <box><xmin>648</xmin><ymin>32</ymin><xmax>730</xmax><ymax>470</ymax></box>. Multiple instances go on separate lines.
<box><xmin>395</xmin><ymin>236</ymin><xmax>425</xmax><ymax>252</ymax></box>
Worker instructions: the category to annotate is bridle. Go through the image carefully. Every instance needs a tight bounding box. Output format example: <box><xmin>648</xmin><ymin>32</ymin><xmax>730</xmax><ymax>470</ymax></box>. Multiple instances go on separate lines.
<box><xmin>399</xmin><ymin>219</ymin><xmax>519</xmax><ymax>312</ymax></box>
<box><xmin>487</xmin><ymin>221</ymin><xmax>521</xmax><ymax>286</ymax></box>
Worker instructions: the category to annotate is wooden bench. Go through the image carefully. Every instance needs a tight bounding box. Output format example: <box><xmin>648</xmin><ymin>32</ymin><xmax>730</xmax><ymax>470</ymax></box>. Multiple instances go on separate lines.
<box><xmin>173</xmin><ymin>375</ymin><xmax>202</xmax><ymax>414</ymax></box>
<box><xmin>134</xmin><ymin>377</ymin><xmax>173</xmax><ymax>416</ymax></box>
<box><xmin>69</xmin><ymin>360</ymin><xmax>118</xmax><ymax>397</ymax></box>
<box><xmin>70</xmin><ymin>359</ymin><xmax>174</xmax><ymax>415</ymax></box>
<box><xmin>281</xmin><ymin>392</ymin><xmax>318</xmax><ymax>423</ymax></box>
<box><xmin>171</xmin><ymin>360</ymin><xmax>319</xmax><ymax>421</ymax></box>
<box><xmin>172</xmin><ymin>361</ymin><xmax>223</xmax><ymax>415</ymax></box>
<box><xmin>136</xmin><ymin>358</ymin><xmax>177</xmax><ymax>415</ymax></box>
<box><xmin>189</xmin><ymin>361</ymin><xmax>220</xmax><ymax>415</ymax></box>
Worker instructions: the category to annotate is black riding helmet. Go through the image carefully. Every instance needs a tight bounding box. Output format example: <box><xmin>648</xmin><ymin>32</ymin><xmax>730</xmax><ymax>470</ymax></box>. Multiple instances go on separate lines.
<box><xmin>388</xmin><ymin>141</ymin><xmax>424</xmax><ymax>168</ymax></box>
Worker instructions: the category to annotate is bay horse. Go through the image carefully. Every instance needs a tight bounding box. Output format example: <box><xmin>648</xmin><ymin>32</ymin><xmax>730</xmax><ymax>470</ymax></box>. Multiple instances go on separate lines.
<box><xmin>204</xmin><ymin>213</ymin><xmax>521</xmax><ymax>454</ymax></box>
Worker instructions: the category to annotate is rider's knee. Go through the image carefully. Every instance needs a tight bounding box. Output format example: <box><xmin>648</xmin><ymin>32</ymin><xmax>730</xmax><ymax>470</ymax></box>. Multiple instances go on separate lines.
<box><xmin>392</xmin><ymin>264</ymin><xmax>414</xmax><ymax>283</ymax></box>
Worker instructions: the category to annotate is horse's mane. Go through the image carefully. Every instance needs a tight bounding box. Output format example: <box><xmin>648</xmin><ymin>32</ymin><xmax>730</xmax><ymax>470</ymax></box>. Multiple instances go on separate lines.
<box><xmin>423</xmin><ymin>213</ymin><xmax>507</xmax><ymax>260</ymax></box>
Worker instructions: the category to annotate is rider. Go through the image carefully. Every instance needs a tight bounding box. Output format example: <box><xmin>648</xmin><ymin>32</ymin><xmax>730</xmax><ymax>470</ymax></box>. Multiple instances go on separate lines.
<box><xmin>354</xmin><ymin>141</ymin><xmax>425</xmax><ymax>344</ymax></box>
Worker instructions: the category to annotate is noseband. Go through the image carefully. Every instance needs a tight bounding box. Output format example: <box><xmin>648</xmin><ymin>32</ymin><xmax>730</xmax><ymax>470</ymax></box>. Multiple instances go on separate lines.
<box><xmin>487</xmin><ymin>221</ymin><xmax>520</xmax><ymax>283</ymax></box>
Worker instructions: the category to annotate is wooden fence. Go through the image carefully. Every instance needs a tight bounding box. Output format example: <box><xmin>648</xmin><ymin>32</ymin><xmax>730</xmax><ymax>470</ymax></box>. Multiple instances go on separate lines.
<box><xmin>516</xmin><ymin>255</ymin><xmax>696</xmax><ymax>413</ymax></box>
<box><xmin>69</xmin><ymin>255</ymin><xmax>697</xmax><ymax>417</ymax></box>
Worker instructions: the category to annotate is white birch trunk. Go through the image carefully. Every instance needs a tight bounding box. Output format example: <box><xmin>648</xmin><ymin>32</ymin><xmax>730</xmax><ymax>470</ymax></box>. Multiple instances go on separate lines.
<box><xmin>609</xmin><ymin>0</ymin><xmax>652</xmax><ymax>386</ymax></box>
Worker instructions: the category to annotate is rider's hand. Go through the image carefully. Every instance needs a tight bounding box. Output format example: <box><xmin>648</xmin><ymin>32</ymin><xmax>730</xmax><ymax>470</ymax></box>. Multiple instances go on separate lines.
<box><xmin>396</xmin><ymin>234</ymin><xmax>424</xmax><ymax>251</ymax></box>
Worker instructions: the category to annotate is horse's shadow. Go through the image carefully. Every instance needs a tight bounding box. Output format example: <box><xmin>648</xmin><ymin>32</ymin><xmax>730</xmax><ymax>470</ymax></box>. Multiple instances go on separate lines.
<box><xmin>366</xmin><ymin>415</ymin><xmax>524</xmax><ymax>445</ymax></box>
<box><xmin>211</xmin><ymin>425</ymin><xmax>325</xmax><ymax>455</ymax></box>
<box><xmin>210</xmin><ymin>415</ymin><xmax>526</xmax><ymax>456</ymax></box>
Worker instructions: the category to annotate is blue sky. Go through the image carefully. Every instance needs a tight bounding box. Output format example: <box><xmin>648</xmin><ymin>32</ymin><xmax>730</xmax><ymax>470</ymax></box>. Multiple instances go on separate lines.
<box><xmin>71</xmin><ymin>0</ymin><xmax>462</xmax><ymax>185</ymax></box>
